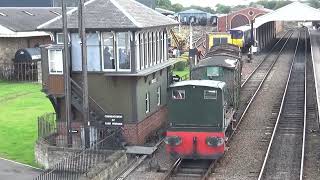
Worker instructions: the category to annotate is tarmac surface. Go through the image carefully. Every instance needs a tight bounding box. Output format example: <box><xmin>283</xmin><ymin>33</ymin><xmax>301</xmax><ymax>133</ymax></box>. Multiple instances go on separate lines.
<box><xmin>0</xmin><ymin>158</ymin><xmax>41</xmax><ymax>180</ymax></box>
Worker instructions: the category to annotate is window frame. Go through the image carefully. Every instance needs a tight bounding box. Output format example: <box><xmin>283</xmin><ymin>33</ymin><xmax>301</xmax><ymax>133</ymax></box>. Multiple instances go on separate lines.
<box><xmin>204</xmin><ymin>90</ymin><xmax>217</xmax><ymax>100</ymax></box>
<box><xmin>101</xmin><ymin>32</ymin><xmax>116</xmax><ymax>72</ymax></box>
<box><xmin>157</xmin><ymin>86</ymin><xmax>161</xmax><ymax>106</ymax></box>
<box><xmin>145</xmin><ymin>92</ymin><xmax>150</xmax><ymax>113</ymax></box>
<box><xmin>116</xmin><ymin>32</ymin><xmax>131</xmax><ymax>72</ymax></box>
<box><xmin>56</xmin><ymin>33</ymin><xmax>70</xmax><ymax>45</ymax></box>
<box><xmin>48</xmin><ymin>49</ymin><xmax>63</xmax><ymax>75</ymax></box>
<box><xmin>139</xmin><ymin>33</ymin><xmax>145</xmax><ymax>70</ymax></box>
<box><xmin>172</xmin><ymin>89</ymin><xmax>185</xmax><ymax>100</ymax></box>
<box><xmin>135</xmin><ymin>33</ymin><xmax>140</xmax><ymax>71</ymax></box>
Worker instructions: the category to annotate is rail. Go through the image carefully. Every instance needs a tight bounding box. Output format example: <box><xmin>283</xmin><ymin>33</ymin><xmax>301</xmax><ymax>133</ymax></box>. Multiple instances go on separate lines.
<box><xmin>257</xmin><ymin>28</ymin><xmax>306</xmax><ymax>180</ymax></box>
<box><xmin>230</xmin><ymin>30</ymin><xmax>294</xmax><ymax>141</ymax></box>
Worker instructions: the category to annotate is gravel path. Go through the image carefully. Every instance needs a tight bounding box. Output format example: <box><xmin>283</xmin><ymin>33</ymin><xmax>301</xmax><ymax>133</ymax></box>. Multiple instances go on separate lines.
<box><xmin>209</xmin><ymin>32</ymin><xmax>299</xmax><ymax>180</ymax></box>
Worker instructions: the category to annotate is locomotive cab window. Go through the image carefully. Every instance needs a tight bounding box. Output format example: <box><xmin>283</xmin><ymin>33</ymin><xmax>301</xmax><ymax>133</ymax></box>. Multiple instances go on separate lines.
<box><xmin>204</xmin><ymin>90</ymin><xmax>217</xmax><ymax>100</ymax></box>
<box><xmin>172</xmin><ymin>90</ymin><xmax>185</xmax><ymax>100</ymax></box>
<box><xmin>207</xmin><ymin>67</ymin><xmax>219</xmax><ymax>77</ymax></box>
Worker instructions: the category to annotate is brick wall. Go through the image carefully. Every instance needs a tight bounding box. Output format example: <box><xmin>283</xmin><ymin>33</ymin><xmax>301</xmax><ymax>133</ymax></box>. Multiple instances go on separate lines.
<box><xmin>0</xmin><ymin>36</ymin><xmax>51</xmax><ymax>64</ymax></box>
<box><xmin>217</xmin><ymin>7</ymin><xmax>269</xmax><ymax>32</ymax></box>
<box><xmin>123</xmin><ymin>106</ymin><xmax>168</xmax><ymax>145</ymax></box>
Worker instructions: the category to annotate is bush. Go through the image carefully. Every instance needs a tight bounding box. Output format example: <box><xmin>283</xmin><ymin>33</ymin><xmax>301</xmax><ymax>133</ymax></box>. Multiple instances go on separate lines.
<box><xmin>175</xmin><ymin>61</ymin><xmax>186</xmax><ymax>71</ymax></box>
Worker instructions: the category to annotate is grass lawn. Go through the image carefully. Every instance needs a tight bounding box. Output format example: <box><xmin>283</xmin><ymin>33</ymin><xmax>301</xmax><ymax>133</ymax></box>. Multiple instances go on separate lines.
<box><xmin>0</xmin><ymin>81</ymin><xmax>53</xmax><ymax>166</ymax></box>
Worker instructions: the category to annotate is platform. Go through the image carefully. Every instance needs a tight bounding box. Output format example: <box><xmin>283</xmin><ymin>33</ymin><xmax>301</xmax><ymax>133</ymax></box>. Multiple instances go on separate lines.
<box><xmin>309</xmin><ymin>29</ymin><xmax>320</xmax><ymax>121</ymax></box>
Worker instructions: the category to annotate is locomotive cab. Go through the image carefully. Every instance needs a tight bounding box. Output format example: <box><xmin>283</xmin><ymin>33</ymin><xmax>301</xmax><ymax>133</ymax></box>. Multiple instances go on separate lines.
<box><xmin>166</xmin><ymin>80</ymin><xmax>230</xmax><ymax>159</ymax></box>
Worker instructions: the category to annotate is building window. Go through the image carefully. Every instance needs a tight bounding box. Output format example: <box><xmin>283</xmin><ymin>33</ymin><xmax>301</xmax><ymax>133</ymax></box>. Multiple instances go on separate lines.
<box><xmin>102</xmin><ymin>32</ymin><xmax>115</xmax><ymax>71</ymax></box>
<box><xmin>139</xmin><ymin>33</ymin><xmax>144</xmax><ymax>70</ymax></box>
<box><xmin>153</xmin><ymin>32</ymin><xmax>157</xmax><ymax>65</ymax></box>
<box><xmin>204</xmin><ymin>90</ymin><xmax>217</xmax><ymax>100</ymax></box>
<box><xmin>70</xmin><ymin>33</ymin><xmax>100</xmax><ymax>71</ymax></box>
<box><xmin>157</xmin><ymin>86</ymin><xmax>161</xmax><ymax>106</ymax></box>
<box><xmin>135</xmin><ymin>33</ymin><xmax>140</xmax><ymax>71</ymax></box>
<box><xmin>157</xmin><ymin>31</ymin><xmax>160</xmax><ymax>64</ymax></box>
<box><xmin>48</xmin><ymin>49</ymin><xmax>63</xmax><ymax>74</ymax></box>
<box><xmin>144</xmin><ymin>33</ymin><xmax>148</xmax><ymax>68</ymax></box>
<box><xmin>87</xmin><ymin>33</ymin><xmax>101</xmax><ymax>71</ymax></box>
<box><xmin>164</xmin><ymin>31</ymin><xmax>167</xmax><ymax>61</ymax></box>
<box><xmin>160</xmin><ymin>31</ymin><xmax>163</xmax><ymax>62</ymax></box>
<box><xmin>56</xmin><ymin>33</ymin><xmax>64</xmax><ymax>44</ymax></box>
<box><xmin>148</xmin><ymin>32</ymin><xmax>152</xmax><ymax>67</ymax></box>
<box><xmin>145</xmin><ymin>92</ymin><xmax>150</xmax><ymax>113</ymax></box>
<box><xmin>117</xmin><ymin>32</ymin><xmax>131</xmax><ymax>71</ymax></box>
<box><xmin>172</xmin><ymin>90</ymin><xmax>185</xmax><ymax>100</ymax></box>
<box><xmin>207</xmin><ymin>67</ymin><xmax>220</xmax><ymax>77</ymax></box>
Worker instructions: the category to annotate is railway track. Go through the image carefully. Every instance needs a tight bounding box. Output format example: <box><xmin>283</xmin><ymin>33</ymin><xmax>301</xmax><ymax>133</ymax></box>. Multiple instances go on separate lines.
<box><xmin>162</xmin><ymin>30</ymin><xmax>296</xmax><ymax>180</ymax></box>
<box><xmin>258</xmin><ymin>28</ymin><xmax>307</xmax><ymax>180</ymax></box>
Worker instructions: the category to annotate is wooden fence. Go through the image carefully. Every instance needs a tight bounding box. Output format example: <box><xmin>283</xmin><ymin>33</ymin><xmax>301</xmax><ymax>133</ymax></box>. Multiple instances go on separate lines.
<box><xmin>0</xmin><ymin>61</ymin><xmax>40</xmax><ymax>82</ymax></box>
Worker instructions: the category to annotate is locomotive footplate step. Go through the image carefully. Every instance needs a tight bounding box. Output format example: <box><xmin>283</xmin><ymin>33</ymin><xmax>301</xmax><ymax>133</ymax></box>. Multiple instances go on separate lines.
<box><xmin>125</xmin><ymin>146</ymin><xmax>157</xmax><ymax>155</ymax></box>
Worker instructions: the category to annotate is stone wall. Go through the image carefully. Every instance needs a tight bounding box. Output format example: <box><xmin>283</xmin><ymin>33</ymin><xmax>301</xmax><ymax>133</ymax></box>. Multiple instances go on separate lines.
<box><xmin>82</xmin><ymin>151</ymin><xmax>128</xmax><ymax>180</ymax></box>
<box><xmin>0</xmin><ymin>36</ymin><xmax>51</xmax><ymax>64</ymax></box>
<box><xmin>35</xmin><ymin>139</ymin><xmax>83</xmax><ymax>169</ymax></box>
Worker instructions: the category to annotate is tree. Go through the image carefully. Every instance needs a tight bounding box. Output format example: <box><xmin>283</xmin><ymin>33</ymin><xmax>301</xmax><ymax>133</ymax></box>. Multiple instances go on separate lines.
<box><xmin>156</xmin><ymin>0</ymin><xmax>172</xmax><ymax>9</ymax></box>
<box><xmin>307</xmin><ymin>0</ymin><xmax>320</xmax><ymax>9</ymax></box>
<box><xmin>171</xmin><ymin>3</ymin><xmax>184</xmax><ymax>12</ymax></box>
<box><xmin>215</xmin><ymin>4</ymin><xmax>231</xmax><ymax>14</ymax></box>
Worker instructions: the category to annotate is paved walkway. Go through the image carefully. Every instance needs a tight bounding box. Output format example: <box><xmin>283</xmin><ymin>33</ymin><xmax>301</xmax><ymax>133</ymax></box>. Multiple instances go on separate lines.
<box><xmin>0</xmin><ymin>158</ymin><xmax>41</xmax><ymax>180</ymax></box>
<box><xmin>309</xmin><ymin>29</ymin><xmax>320</xmax><ymax>121</ymax></box>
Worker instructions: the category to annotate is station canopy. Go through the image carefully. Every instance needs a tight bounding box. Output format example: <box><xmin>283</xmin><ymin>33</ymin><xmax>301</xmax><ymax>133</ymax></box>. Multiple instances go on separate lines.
<box><xmin>254</xmin><ymin>2</ymin><xmax>320</xmax><ymax>28</ymax></box>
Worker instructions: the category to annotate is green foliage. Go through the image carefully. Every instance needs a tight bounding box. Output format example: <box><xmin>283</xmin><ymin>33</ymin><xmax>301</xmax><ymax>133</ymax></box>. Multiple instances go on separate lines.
<box><xmin>307</xmin><ymin>0</ymin><xmax>320</xmax><ymax>9</ymax></box>
<box><xmin>215</xmin><ymin>3</ymin><xmax>231</xmax><ymax>14</ymax></box>
<box><xmin>156</xmin><ymin>0</ymin><xmax>215</xmax><ymax>13</ymax></box>
<box><xmin>249</xmin><ymin>0</ymin><xmax>292</xmax><ymax>10</ymax></box>
<box><xmin>0</xmin><ymin>81</ymin><xmax>53</xmax><ymax>166</ymax></box>
<box><xmin>175</xmin><ymin>61</ymin><xmax>187</xmax><ymax>71</ymax></box>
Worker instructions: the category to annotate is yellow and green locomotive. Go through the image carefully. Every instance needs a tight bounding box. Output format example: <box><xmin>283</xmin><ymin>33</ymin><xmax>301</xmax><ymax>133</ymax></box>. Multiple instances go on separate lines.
<box><xmin>165</xmin><ymin>45</ymin><xmax>242</xmax><ymax>159</ymax></box>
<box><xmin>207</xmin><ymin>25</ymin><xmax>252</xmax><ymax>52</ymax></box>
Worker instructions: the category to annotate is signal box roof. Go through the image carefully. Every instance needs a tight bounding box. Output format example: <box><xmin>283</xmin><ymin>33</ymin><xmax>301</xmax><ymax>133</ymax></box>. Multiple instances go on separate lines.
<box><xmin>170</xmin><ymin>80</ymin><xmax>226</xmax><ymax>90</ymax></box>
<box><xmin>195</xmin><ymin>55</ymin><xmax>239</xmax><ymax>69</ymax></box>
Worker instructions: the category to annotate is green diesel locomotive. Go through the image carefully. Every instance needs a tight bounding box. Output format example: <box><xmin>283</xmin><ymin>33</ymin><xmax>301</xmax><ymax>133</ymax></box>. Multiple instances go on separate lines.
<box><xmin>165</xmin><ymin>45</ymin><xmax>242</xmax><ymax>159</ymax></box>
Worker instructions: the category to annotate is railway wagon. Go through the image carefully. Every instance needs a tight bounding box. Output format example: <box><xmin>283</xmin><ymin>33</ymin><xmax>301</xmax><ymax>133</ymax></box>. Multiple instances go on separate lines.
<box><xmin>165</xmin><ymin>53</ymin><xmax>241</xmax><ymax>159</ymax></box>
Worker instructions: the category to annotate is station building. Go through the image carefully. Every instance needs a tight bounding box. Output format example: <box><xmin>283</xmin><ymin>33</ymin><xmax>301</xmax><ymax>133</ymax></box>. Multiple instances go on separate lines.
<box><xmin>38</xmin><ymin>0</ymin><xmax>178</xmax><ymax>146</ymax></box>
<box><xmin>0</xmin><ymin>7</ymin><xmax>60</xmax><ymax>64</ymax></box>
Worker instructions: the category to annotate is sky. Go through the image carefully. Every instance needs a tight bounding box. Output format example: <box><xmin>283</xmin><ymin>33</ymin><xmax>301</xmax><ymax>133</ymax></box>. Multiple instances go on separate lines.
<box><xmin>170</xmin><ymin>0</ymin><xmax>305</xmax><ymax>8</ymax></box>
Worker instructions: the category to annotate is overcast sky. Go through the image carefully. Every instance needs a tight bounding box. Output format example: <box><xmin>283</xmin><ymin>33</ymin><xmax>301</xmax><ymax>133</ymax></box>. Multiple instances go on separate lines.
<box><xmin>170</xmin><ymin>0</ymin><xmax>305</xmax><ymax>8</ymax></box>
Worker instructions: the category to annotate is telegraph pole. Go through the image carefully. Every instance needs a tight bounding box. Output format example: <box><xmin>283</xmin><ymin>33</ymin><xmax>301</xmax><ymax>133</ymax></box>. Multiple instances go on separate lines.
<box><xmin>79</xmin><ymin>0</ymin><xmax>90</xmax><ymax>148</ymax></box>
<box><xmin>62</xmin><ymin>0</ymin><xmax>72</xmax><ymax>147</ymax></box>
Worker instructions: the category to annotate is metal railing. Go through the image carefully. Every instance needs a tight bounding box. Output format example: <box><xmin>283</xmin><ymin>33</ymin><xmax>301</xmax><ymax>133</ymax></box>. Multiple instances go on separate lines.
<box><xmin>34</xmin><ymin>128</ymin><xmax>122</xmax><ymax>180</ymax></box>
<box><xmin>0</xmin><ymin>62</ymin><xmax>39</xmax><ymax>82</ymax></box>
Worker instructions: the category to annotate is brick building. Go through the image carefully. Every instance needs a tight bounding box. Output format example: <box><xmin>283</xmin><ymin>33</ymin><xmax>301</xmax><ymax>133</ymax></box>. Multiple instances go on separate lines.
<box><xmin>0</xmin><ymin>7</ymin><xmax>62</xmax><ymax>64</ymax></box>
<box><xmin>217</xmin><ymin>7</ymin><xmax>272</xmax><ymax>32</ymax></box>
<box><xmin>38</xmin><ymin>0</ymin><xmax>178</xmax><ymax>146</ymax></box>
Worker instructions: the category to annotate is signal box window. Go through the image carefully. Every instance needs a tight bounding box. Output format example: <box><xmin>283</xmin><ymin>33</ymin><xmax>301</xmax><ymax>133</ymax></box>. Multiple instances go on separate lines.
<box><xmin>207</xmin><ymin>67</ymin><xmax>219</xmax><ymax>77</ymax></box>
<box><xmin>172</xmin><ymin>90</ymin><xmax>185</xmax><ymax>100</ymax></box>
<box><xmin>204</xmin><ymin>90</ymin><xmax>217</xmax><ymax>100</ymax></box>
<box><xmin>48</xmin><ymin>49</ymin><xmax>63</xmax><ymax>74</ymax></box>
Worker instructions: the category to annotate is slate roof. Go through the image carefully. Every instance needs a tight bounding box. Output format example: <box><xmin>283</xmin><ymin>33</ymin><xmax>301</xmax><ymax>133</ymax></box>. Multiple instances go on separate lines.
<box><xmin>0</xmin><ymin>0</ymin><xmax>53</xmax><ymax>7</ymax></box>
<box><xmin>38</xmin><ymin>0</ymin><xmax>178</xmax><ymax>31</ymax></box>
<box><xmin>0</xmin><ymin>7</ymin><xmax>62</xmax><ymax>32</ymax></box>
<box><xmin>194</xmin><ymin>55</ymin><xmax>239</xmax><ymax>69</ymax></box>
